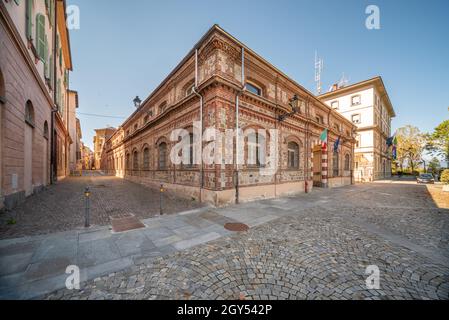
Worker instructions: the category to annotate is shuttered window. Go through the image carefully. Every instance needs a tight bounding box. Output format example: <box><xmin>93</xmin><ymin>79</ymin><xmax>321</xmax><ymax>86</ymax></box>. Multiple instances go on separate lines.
<box><xmin>36</xmin><ymin>14</ymin><xmax>46</xmax><ymax>61</ymax></box>
<box><xmin>26</xmin><ymin>0</ymin><xmax>33</xmax><ymax>40</ymax></box>
<box><xmin>56</xmin><ymin>79</ymin><xmax>61</xmax><ymax>110</ymax></box>
<box><xmin>50</xmin><ymin>0</ymin><xmax>55</xmax><ymax>27</ymax></box>
<box><xmin>49</xmin><ymin>55</ymin><xmax>54</xmax><ymax>89</ymax></box>
<box><xmin>44</xmin><ymin>37</ymin><xmax>50</xmax><ymax>79</ymax></box>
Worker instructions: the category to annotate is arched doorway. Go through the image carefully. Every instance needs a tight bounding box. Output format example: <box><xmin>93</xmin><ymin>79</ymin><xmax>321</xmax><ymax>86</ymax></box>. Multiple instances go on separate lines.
<box><xmin>43</xmin><ymin>121</ymin><xmax>49</xmax><ymax>185</ymax></box>
<box><xmin>24</xmin><ymin>100</ymin><xmax>35</xmax><ymax>196</ymax></box>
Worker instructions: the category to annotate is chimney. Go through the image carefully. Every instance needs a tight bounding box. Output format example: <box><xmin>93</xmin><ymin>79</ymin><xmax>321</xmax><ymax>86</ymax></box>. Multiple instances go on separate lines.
<box><xmin>332</xmin><ymin>83</ymin><xmax>338</xmax><ymax>91</ymax></box>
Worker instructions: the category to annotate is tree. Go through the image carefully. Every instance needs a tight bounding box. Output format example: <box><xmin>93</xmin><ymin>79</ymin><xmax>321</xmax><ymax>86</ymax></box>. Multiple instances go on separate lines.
<box><xmin>396</xmin><ymin>125</ymin><xmax>426</xmax><ymax>173</ymax></box>
<box><xmin>426</xmin><ymin>120</ymin><xmax>449</xmax><ymax>165</ymax></box>
<box><xmin>428</xmin><ymin>157</ymin><xmax>440</xmax><ymax>174</ymax></box>
<box><xmin>441</xmin><ymin>169</ymin><xmax>449</xmax><ymax>184</ymax></box>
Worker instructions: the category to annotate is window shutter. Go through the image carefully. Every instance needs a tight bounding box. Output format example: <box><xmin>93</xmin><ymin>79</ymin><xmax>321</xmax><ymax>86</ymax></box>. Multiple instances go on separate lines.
<box><xmin>50</xmin><ymin>0</ymin><xmax>55</xmax><ymax>27</ymax></box>
<box><xmin>59</xmin><ymin>48</ymin><xmax>62</xmax><ymax>68</ymax></box>
<box><xmin>61</xmin><ymin>92</ymin><xmax>65</xmax><ymax>116</ymax></box>
<box><xmin>36</xmin><ymin>14</ymin><xmax>46</xmax><ymax>60</ymax></box>
<box><xmin>44</xmin><ymin>37</ymin><xmax>50</xmax><ymax>79</ymax></box>
<box><xmin>49</xmin><ymin>55</ymin><xmax>54</xmax><ymax>89</ymax></box>
<box><xmin>25</xmin><ymin>0</ymin><xmax>32</xmax><ymax>40</ymax></box>
<box><xmin>14</xmin><ymin>0</ymin><xmax>20</xmax><ymax>5</ymax></box>
<box><xmin>57</xmin><ymin>79</ymin><xmax>61</xmax><ymax>110</ymax></box>
<box><xmin>45</xmin><ymin>0</ymin><xmax>49</xmax><ymax>10</ymax></box>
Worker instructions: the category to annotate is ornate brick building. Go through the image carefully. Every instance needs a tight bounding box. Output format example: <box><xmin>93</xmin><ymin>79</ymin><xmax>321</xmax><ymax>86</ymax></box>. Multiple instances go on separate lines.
<box><xmin>102</xmin><ymin>25</ymin><xmax>356</xmax><ymax>206</ymax></box>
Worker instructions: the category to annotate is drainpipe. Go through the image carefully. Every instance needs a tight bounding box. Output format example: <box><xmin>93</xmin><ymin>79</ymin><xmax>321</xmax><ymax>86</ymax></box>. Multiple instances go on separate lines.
<box><xmin>192</xmin><ymin>49</ymin><xmax>204</xmax><ymax>202</ymax></box>
<box><xmin>50</xmin><ymin>0</ymin><xmax>58</xmax><ymax>184</ymax></box>
<box><xmin>235</xmin><ymin>47</ymin><xmax>245</xmax><ymax>204</ymax></box>
<box><xmin>304</xmin><ymin>98</ymin><xmax>310</xmax><ymax>193</ymax></box>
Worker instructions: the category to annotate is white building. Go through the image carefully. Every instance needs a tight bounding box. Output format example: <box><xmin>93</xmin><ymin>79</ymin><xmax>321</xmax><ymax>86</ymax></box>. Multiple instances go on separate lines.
<box><xmin>318</xmin><ymin>77</ymin><xmax>395</xmax><ymax>182</ymax></box>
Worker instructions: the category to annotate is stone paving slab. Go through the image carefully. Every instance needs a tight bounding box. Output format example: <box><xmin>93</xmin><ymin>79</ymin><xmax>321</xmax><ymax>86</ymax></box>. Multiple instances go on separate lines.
<box><xmin>2</xmin><ymin>182</ymin><xmax>449</xmax><ymax>300</ymax></box>
<box><xmin>0</xmin><ymin>202</ymin><xmax>252</xmax><ymax>299</ymax></box>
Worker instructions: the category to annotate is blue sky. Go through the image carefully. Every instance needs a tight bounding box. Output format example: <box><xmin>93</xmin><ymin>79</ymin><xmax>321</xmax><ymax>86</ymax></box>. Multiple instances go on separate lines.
<box><xmin>67</xmin><ymin>0</ymin><xmax>449</xmax><ymax>152</ymax></box>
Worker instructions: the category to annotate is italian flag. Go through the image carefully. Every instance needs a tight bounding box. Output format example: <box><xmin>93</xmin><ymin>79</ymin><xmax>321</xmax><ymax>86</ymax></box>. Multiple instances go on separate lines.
<box><xmin>320</xmin><ymin>129</ymin><xmax>328</xmax><ymax>151</ymax></box>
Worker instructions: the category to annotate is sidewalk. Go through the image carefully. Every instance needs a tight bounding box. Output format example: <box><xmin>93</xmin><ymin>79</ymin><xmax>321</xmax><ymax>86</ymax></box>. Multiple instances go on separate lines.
<box><xmin>0</xmin><ymin>200</ymin><xmax>291</xmax><ymax>299</ymax></box>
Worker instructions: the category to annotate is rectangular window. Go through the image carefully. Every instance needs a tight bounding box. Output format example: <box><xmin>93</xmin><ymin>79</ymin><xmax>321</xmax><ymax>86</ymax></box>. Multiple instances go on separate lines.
<box><xmin>351</xmin><ymin>114</ymin><xmax>361</xmax><ymax>124</ymax></box>
<box><xmin>246</xmin><ymin>83</ymin><xmax>261</xmax><ymax>96</ymax></box>
<box><xmin>351</xmin><ymin>95</ymin><xmax>361</xmax><ymax>106</ymax></box>
<box><xmin>356</xmin><ymin>135</ymin><xmax>361</xmax><ymax>148</ymax></box>
<box><xmin>331</xmin><ymin>101</ymin><xmax>339</xmax><ymax>109</ymax></box>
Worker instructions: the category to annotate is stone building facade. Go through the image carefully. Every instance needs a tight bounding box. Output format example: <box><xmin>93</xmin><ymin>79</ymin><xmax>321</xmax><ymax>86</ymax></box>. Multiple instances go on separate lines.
<box><xmin>93</xmin><ymin>127</ymin><xmax>116</xmax><ymax>170</ymax></box>
<box><xmin>0</xmin><ymin>0</ymin><xmax>76</xmax><ymax>210</ymax></box>
<box><xmin>102</xmin><ymin>25</ymin><xmax>356</xmax><ymax>206</ymax></box>
<box><xmin>319</xmin><ymin>77</ymin><xmax>395</xmax><ymax>182</ymax></box>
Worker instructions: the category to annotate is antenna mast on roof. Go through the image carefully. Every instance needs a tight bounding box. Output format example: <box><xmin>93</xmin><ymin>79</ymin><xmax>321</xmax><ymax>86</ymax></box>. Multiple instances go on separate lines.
<box><xmin>338</xmin><ymin>72</ymin><xmax>349</xmax><ymax>88</ymax></box>
<box><xmin>314</xmin><ymin>51</ymin><xmax>324</xmax><ymax>95</ymax></box>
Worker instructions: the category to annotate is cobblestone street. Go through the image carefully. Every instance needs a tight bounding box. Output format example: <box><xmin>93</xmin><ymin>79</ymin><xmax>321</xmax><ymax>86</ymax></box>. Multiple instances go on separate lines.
<box><xmin>0</xmin><ymin>172</ymin><xmax>203</xmax><ymax>239</ymax></box>
<box><xmin>36</xmin><ymin>181</ymin><xmax>449</xmax><ymax>300</ymax></box>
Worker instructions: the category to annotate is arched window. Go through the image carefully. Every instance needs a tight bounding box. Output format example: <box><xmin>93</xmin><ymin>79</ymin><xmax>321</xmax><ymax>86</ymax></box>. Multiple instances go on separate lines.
<box><xmin>344</xmin><ymin>154</ymin><xmax>350</xmax><ymax>171</ymax></box>
<box><xmin>333</xmin><ymin>152</ymin><xmax>339</xmax><ymax>177</ymax></box>
<box><xmin>287</xmin><ymin>142</ymin><xmax>299</xmax><ymax>169</ymax></box>
<box><xmin>133</xmin><ymin>150</ymin><xmax>139</xmax><ymax>170</ymax></box>
<box><xmin>43</xmin><ymin>121</ymin><xmax>49</xmax><ymax>139</ymax></box>
<box><xmin>126</xmin><ymin>153</ymin><xmax>130</xmax><ymax>169</ymax></box>
<box><xmin>247</xmin><ymin>131</ymin><xmax>265</xmax><ymax>167</ymax></box>
<box><xmin>181</xmin><ymin>132</ymin><xmax>194</xmax><ymax>167</ymax></box>
<box><xmin>143</xmin><ymin>147</ymin><xmax>150</xmax><ymax>170</ymax></box>
<box><xmin>246</xmin><ymin>83</ymin><xmax>262</xmax><ymax>96</ymax></box>
<box><xmin>25</xmin><ymin>100</ymin><xmax>35</xmax><ymax>127</ymax></box>
<box><xmin>158</xmin><ymin>142</ymin><xmax>167</xmax><ymax>169</ymax></box>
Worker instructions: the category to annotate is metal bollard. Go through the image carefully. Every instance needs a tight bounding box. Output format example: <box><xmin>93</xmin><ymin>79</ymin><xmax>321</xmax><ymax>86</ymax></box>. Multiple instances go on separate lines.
<box><xmin>84</xmin><ymin>187</ymin><xmax>91</xmax><ymax>227</ymax></box>
<box><xmin>160</xmin><ymin>184</ymin><xmax>164</xmax><ymax>215</ymax></box>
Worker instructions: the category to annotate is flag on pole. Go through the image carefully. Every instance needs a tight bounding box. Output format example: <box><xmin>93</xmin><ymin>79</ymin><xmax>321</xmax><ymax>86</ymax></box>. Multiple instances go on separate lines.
<box><xmin>333</xmin><ymin>136</ymin><xmax>341</xmax><ymax>153</ymax></box>
<box><xmin>386</xmin><ymin>136</ymin><xmax>393</xmax><ymax>146</ymax></box>
<box><xmin>320</xmin><ymin>129</ymin><xmax>328</xmax><ymax>151</ymax></box>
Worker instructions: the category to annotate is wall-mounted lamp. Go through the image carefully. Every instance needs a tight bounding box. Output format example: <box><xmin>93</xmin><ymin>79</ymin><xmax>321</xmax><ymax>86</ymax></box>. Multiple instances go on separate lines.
<box><xmin>133</xmin><ymin>96</ymin><xmax>142</xmax><ymax>108</ymax></box>
<box><xmin>278</xmin><ymin>94</ymin><xmax>302</xmax><ymax>121</ymax></box>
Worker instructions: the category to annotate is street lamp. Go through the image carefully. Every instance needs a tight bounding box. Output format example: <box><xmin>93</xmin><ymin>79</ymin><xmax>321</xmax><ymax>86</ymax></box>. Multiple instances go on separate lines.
<box><xmin>278</xmin><ymin>94</ymin><xmax>302</xmax><ymax>121</ymax></box>
<box><xmin>133</xmin><ymin>96</ymin><xmax>142</xmax><ymax>108</ymax></box>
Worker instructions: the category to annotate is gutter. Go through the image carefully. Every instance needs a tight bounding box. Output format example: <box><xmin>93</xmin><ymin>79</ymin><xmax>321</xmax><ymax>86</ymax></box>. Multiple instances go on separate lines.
<box><xmin>234</xmin><ymin>47</ymin><xmax>245</xmax><ymax>204</ymax></box>
<box><xmin>192</xmin><ymin>49</ymin><xmax>204</xmax><ymax>202</ymax></box>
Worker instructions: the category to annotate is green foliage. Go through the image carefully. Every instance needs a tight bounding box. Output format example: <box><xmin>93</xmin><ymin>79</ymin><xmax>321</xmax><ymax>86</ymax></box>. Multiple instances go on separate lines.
<box><xmin>396</xmin><ymin>125</ymin><xmax>426</xmax><ymax>171</ymax></box>
<box><xmin>6</xmin><ymin>218</ymin><xmax>16</xmax><ymax>225</ymax></box>
<box><xmin>441</xmin><ymin>169</ymin><xmax>449</xmax><ymax>184</ymax></box>
<box><xmin>428</xmin><ymin>157</ymin><xmax>440</xmax><ymax>174</ymax></box>
<box><xmin>426</xmin><ymin>120</ymin><xmax>449</xmax><ymax>163</ymax></box>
